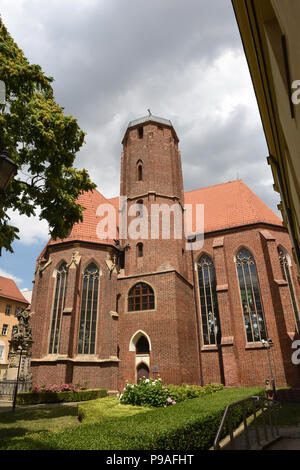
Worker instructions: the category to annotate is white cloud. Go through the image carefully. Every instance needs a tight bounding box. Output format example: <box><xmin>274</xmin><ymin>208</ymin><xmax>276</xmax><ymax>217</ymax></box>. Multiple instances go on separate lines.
<box><xmin>7</xmin><ymin>209</ymin><xmax>50</xmax><ymax>246</ymax></box>
<box><xmin>0</xmin><ymin>268</ymin><xmax>23</xmax><ymax>285</ymax></box>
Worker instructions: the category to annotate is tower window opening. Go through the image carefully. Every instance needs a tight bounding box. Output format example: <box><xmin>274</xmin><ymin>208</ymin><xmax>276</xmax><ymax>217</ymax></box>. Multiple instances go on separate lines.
<box><xmin>137</xmin><ymin>242</ymin><xmax>143</xmax><ymax>258</ymax></box>
<box><xmin>137</xmin><ymin>199</ymin><xmax>143</xmax><ymax>218</ymax></box>
<box><xmin>138</xmin><ymin>164</ymin><xmax>143</xmax><ymax>181</ymax></box>
<box><xmin>138</xmin><ymin>126</ymin><xmax>143</xmax><ymax>139</ymax></box>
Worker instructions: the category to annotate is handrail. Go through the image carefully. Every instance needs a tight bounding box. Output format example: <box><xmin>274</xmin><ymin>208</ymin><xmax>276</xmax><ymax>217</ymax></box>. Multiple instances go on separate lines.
<box><xmin>214</xmin><ymin>396</ymin><xmax>281</xmax><ymax>450</ymax></box>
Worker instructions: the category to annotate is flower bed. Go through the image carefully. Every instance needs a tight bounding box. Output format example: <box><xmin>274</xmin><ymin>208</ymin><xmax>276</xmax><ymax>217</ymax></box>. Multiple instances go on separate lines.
<box><xmin>119</xmin><ymin>377</ymin><xmax>224</xmax><ymax>408</ymax></box>
<box><xmin>32</xmin><ymin>383</ymin><xmax>87</xmax><ymax>393</ymax></box>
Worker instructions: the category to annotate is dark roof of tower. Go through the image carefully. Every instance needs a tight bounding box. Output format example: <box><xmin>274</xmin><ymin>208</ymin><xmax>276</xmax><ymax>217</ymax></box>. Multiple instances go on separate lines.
<box><xmin>122</xmin><ymin>113</ymin><xmax>179</xmax><ymax>143</ymax></box>
<box><xmin>127</xmin><ymin>114</ymin><xmax>173</xmax><ymax>129</ymax></box>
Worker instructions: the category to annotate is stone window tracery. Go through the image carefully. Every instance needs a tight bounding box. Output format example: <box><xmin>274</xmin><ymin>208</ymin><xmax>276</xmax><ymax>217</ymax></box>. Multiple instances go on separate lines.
<box><xmin>197</xmin><ymin>254</ymin><xmax>221</xmax><ymax>345</ymax></box>
<box><xmin>49</xmin><ymin>262</ymin><xmax>68</xmax><ymax>354</ymax></box>
<box><xmin>78</xmin><ymin>263</ymin><xmax>100</xmax><ymax>355</ymax></box>
<box><xmin>236</xmin><ymin>248</ymin><xmax>267</xmax><ymax>343</ymax></box>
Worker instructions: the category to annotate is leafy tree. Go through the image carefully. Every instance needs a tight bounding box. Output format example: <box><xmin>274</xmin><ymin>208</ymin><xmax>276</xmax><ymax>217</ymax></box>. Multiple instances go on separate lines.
<box><xmin>0</xmin><ymin>17</ymin><xmax>96</xmax><ymax>253</ymax></box>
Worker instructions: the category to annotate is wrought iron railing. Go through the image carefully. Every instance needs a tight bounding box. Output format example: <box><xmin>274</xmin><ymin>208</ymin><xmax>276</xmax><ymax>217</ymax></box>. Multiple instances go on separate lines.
<box><xmin>0</xmin><ymin>380</ymin><xmax>31</xmax><ymax>399</ymax></box>
<box><xmin>214</xmin><ymin>396</ymin><xmax>281</xmax><ymax>450</ymax></box>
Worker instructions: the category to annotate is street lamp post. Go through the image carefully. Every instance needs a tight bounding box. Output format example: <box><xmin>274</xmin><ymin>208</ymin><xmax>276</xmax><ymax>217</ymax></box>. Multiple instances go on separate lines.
<box><xmin>262</xmin><ymin>338</ymin><xmax>277</xmax><ymax>400</ymax></box>
<box><xmin>0</xmin><ymin>150</ymin><xmax>18</xmax><ymax>191</ymax></box>
<box><xmin>12</xmin><ymin>342</ymin><xmax>27</xmax><ymax>412</ymax></box>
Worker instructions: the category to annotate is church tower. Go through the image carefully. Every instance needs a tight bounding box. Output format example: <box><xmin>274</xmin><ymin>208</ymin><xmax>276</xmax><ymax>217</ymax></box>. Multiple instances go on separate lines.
<box><xmin>120</xmin><ymin>113</ymin><xmax>188</xmax><ymax>278</ymax></box>
<box><xmin>117</xmin><ymin>114</ymin><xmax>199</xmax><ymax>386</ymax></box>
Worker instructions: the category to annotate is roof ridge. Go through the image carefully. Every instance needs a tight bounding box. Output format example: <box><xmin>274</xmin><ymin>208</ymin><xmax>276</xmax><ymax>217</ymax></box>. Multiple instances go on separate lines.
<box><xmin>185</xmin><ymin>179</ymin><xmax>243</xmax><ymax>194</ymax></box>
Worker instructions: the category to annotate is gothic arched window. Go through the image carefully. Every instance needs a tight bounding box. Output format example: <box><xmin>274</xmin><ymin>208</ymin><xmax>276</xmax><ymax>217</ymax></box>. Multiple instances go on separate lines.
<box><xmin>236</xmin><ymin>248</ymin><xmax>267</xmax><ymax>343</ymax></box>
<box><xmin>78</xmin><ymin>263</ymin><xmax>100</xmax><ymax>354</ymax></box>
<box><xmin>137</xmin><ymin>162</ymin><xmax>143</xmax><ymax>181</ymax></box>
<box><xmin>137</xmin><ymin>242</ymin><xmax>143</xmax><ymax>258</ymax></box>
<box><xmin>278</xmin><ymin>247</ymin><xmax>300</xmax><ymax>331</ymax></box>
<box><xmin>128</xmin><ymin>283</ymin><xmax>155</xmax><ymax>311</ymax></box>
<box><xmin>197</xmin><ymin>254</ymin><xmax>221</xmax><ymax>345</ymax></box>
<box><xmin>136</xmin><ymin>335</ymin><xmax>150</xmax><ymax>354</ymax></box>
<box><xmin>49</xmin><ymin>262</ymin><xmax>68</xmax><ymax>354</ymax></box>
<box><xmin>137</xmin><ymin>199</ymin><xmax>143</xmax><ymax>218</ymax></box>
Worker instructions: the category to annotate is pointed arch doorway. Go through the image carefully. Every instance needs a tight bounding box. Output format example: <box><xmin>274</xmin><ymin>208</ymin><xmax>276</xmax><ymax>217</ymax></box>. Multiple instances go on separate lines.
<box><xmin>129</xmin><ymin>331</ymin><xmax>151</xmax><ymax>383</ymax></box>
<box><xmin>137</xmin><ymin>363</ymin><xmax>150</xmax><ymax>382</ymax></box>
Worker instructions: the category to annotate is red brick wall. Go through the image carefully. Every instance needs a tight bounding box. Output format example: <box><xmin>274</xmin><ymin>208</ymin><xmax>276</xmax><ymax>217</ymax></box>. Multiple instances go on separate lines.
<box><xmin>193</xmin><ymin>224</ymin><xmax>300</xmax><ymax>388</ymax></box>
<box><xmin>29</xmin><ymin>119</ymin><xmax>300</xmax><ymax>392</ymax></box>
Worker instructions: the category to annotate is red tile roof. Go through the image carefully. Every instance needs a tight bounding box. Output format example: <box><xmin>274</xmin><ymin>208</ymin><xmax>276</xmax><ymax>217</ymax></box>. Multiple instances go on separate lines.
<box><xmin>184</xmin><ymin>180</ymin><xmax>282</xmax><ymax>233</ymax></box>
<box><xmin>49</xmin><ymin>190</ymin><xmax>117</xmax><ymax>247</ymax></box>
<box><xmin>0</xmin><ymin>277</ymin><xmax>29</xmax><ymax>304</ymax></box>
<box><xmin>43</xmin><ymin>180</ymin><xmax>282</xmax><ymax>249</ymax></box>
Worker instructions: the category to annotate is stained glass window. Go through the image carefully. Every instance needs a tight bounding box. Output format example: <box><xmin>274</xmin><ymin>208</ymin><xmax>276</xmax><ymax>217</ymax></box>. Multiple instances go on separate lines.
<box><xmin>78</xmin><ymin>263</ymin><xmax>99</xmax><ymax>354</ymax></box>
<box><xmin>197</xmin><ymin>254</ymin><xmax>221</xmax><ymax>345</ymax></box>
<box><xmin>236</xmin><ymin>248</ymin><xmax>267</xmax><ymax>343</ymax></box>
<box><xmin>49</xmin><ymin>262</ymin><xmax>68</xmax><ymax>354</ymax></box>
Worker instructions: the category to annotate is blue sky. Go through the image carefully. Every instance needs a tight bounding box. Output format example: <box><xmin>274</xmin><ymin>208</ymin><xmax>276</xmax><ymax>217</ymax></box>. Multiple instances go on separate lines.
<box><xmin>0</xmin><ymin>0</ymin><xmax>281</xmax><ymax>291</ymax></box>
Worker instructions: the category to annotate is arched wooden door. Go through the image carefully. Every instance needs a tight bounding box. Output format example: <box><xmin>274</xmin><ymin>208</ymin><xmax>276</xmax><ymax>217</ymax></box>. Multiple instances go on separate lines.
<box><xmin>137</xmin><ymin>363</ymin><xmax>149</xmax><ymax>383</ymax></box>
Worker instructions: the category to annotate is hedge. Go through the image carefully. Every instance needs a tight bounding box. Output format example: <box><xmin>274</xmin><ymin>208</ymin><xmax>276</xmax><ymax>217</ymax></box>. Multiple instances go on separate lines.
<box><xmin>27</xmin><ymin>386</ymin><xmax>265</xmax><ymax>450</ymax></box>
<box><xmin>16</xmin><ymin>388</ymin><xmax>108</xmax><ymax>405</ymax></box>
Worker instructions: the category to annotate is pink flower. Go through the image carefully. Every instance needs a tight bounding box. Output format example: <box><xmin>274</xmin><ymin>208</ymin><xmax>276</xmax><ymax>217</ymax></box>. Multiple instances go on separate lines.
<box><xmin>172</xmin><ymin>401</ymin><xmax>176</xmax><ymax>405</ymax></box>
<box><xmin>167</xmin><ymin>397</ymin><xmax>172</xmax><ymax>403</ymax></box>
<box><xmin>164</xmin><ymin>405</ymin><xmax>167</xmax><ymax>408</ymax></box>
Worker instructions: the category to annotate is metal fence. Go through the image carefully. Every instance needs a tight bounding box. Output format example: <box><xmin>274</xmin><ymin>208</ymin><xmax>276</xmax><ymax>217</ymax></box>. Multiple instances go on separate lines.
<box><xmin>214</xmin><ymin>396</ymin><xmax>281</xmax><ymax>450</ymax></box>
<box><xmin>0</xmin><ymin>380</ymin><xmax>32</xmax><ymax>400</ymax></box>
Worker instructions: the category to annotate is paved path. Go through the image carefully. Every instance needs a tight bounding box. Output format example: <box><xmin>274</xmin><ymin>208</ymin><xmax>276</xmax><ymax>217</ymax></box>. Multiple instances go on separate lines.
<box><xmin>219</xmin><ymin>423</ymin><xmax>300</xmax><ymax>450</ymax></box>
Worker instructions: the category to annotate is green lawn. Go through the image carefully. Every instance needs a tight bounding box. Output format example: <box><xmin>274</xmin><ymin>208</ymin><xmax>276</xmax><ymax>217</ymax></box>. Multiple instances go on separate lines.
<box><xmin>0</xmin><ymin>387</ymin><xmax>265</xmax><ymax>450</ymax></box>
<box><xmin>0</xmin><ymin>404</ymin><xmax>79</xmax><ymax>450</ymax></box>
<box><xmin>77</xmin><ymin>396</ymin><xmax>150</xmax><ymax>423</ymax></box>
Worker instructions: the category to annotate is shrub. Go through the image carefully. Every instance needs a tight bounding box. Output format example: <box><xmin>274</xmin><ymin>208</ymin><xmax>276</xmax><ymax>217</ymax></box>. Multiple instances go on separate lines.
<box><xmin>120</xmin><ymin>378</ymin><xmax>224</xmax><ymax>408</ymax></box>
<box><xmin>120</xmin><ymin>378</ymin><xmax>174</xmax><ymax>408</ymax></box>
<box><xmin>16</xmin><ymin>388</ymin><xmax>108</xmax><ymax>405</ymax></box>
<box><xmin>17</xmin><ymin>387</ymin><xmax>264</xmax><ymax>450</ymax></box>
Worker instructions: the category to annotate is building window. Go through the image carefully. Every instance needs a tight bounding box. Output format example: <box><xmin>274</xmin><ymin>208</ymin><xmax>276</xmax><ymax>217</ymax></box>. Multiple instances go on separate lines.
<box><xmin>0</xmin><ymin>344</ymin><xmax>5</xmax><ymax>359</ymax></box>
<box><xmin>5</xmin><ymin>305</ymin><xmax>11</xmax><ymax>316</ymax></box>
<box><xmin>137</xmin><ymin>242</ymin><xmax>143</xmax><ymax>258</ymax></box>
<box><xmin>1</xmin><ymin>325</ymin><xmax>8</xmax><ymax>336</ymax></box>
<box><xmin>197</xmin><ymin>254</ymin><xmax>221</xmax><ymax>345</ymax></box>
<box><xmin>14</xmin><ymin>306</ymin><xmax>21</xmax><ymax>317</ymax></box>
<box><xmin>116</xmin><ymin>293</ymin><xmax>121</xmax><ymax>313</ymax></box>
<box><xmin>278</xmin><ymin>247</ymin><xmax>300</xmax><ymax>331</ymax></box>
<box><xmin>78</xmin><ymin>263</ymin><xmax>100</xmax><ymax>355</ymax></box>
<box><xmin>48</xmin><ymin>262</ymin><xmax>69</xmax><ymax>354</ymax></box>
<box><xmin>137</xmin><ymin>199</ymin><xmax>143</xmax><ymax>218</ymax></box>
<box><xmin>236</xmin><ymin>248</ymin><xmax>267</xmax><ymax>343</ymax></box>
<box><xmin>137</xmin><ymin>162</ymin><xmax>143</xmax><ymax>181</ymax></box>
<box><xmin>138</xmin><ymin>126</ymin><xmax>143</xmax><ymax>139</ymax></box>
<box><xmin>136</xmin><ymin>335</ymin><xmax>150</xmax><ymax>354</ymax></box>
<box><xmin>128</xmin><ymin>283</ymin><xmax>155</xmax><ymax>312</ymax></box>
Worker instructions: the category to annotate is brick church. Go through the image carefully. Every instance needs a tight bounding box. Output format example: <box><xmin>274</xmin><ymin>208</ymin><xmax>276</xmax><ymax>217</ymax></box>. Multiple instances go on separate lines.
<box><xmin>29</xmin><ymin>114</ymin><xmax>300</xmax><ymax>391</ymax></box>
